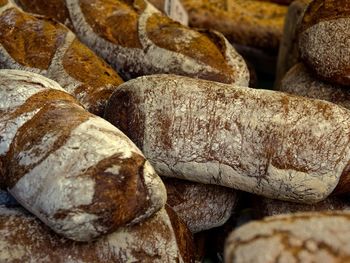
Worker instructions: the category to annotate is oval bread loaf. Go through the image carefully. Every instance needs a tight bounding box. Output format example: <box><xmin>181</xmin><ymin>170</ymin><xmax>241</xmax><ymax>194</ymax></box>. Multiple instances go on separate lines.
<box><xmin>105</xmin><ymin>74</ymin><xmax>350</xmax><ymax>203</ymax></box>
<box><xmin>0</xmin><ymin>69</ymin><xmax>166</xmax><ymax>241</ymax></box>
<box><xmin>14</xmin><ymin>0</ymin><xmax>249</xmax><ymax>85</ymax></box>
<box><xmin>225</xmin><ymin>211</ymin><xmax>350</xmax><ymax>263</ymax></box>
<box><xmin>0</xmin><ymin>205</ymin><xmax>194</xmax><ymax>262</ymax></box>
<box><xmin>0</xmin><ymin>1</ymin><xmax>124</xmax><ymax>116</ymax></box>
<box><xmin>298</xmin><ymin>0</ymin><xmax>350</xmax><ymax>86</ymax></box>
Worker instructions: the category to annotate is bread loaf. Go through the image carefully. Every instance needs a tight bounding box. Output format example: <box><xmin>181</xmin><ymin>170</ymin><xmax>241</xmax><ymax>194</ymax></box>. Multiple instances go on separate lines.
<box><xmin>105</xmin><ymin>74</ymin><xmax>350</xmax><ymax>203</ymax></box>
<box><xmin>15</xmin><ymin>0</ymin><xmax>249</xmax><ymax>85</ymax></box>
<box><xmin>164</xmin><ymin>178</ymin><xmax>238</xmax><ymax>233</ymax></box>
<box><xmin>298</xmin><ymin>0</ymin><xmax>350</xmax><ymax>86</ymax></box>
<box><xmin>0</xmin><ymin>1</ymin><xmax>124</xmax><ymax>116</ymax></box>
<box><xmin>225</xmin><ymin>211</ymin><xmax>350</xmax><ymax>262</ymax></box>
<box><xmin>252</xmin><ymin>195</ymin><xmax>350</xmax><ymax>218</ymax></box>
<box><xmin>280</xmin><ymin>63</ymin><xmax>350</xmax><ymax>110</ymax></box>
<box><xmin>179</xmin><ymin>0</ymin><xmax>287</xmax><ymax>52</ymax></box>
<box><xmin>0</xmin><ymin>69</ymin><xmax>166</xmax><ymax>241</ymax></box>
<box><xmin>0</xmin><ymin>205</ymin><xmax>194</xmax><ymax>262</ymax></box>
<box><xmin>275</xmin><ymin>0</ymin><xmax>310</xmax><ymax>87</ymax></box>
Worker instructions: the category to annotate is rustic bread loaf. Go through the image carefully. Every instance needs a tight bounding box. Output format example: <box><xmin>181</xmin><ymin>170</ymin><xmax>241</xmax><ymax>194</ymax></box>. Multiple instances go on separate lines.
<box><xmin>252</xmin><ymin>195</ymin><xmax>350</xmax><ymax>218</ymax></box>
<box><xmin>15</xmin><ymin>0</ymin><xmax>249</xmax><ymax>85</ymax></box>
<box><xmin>298</xmin><ymin>0</ymin><xmax>350</xmax><ymax>86</ymax></box>
<box><xmin>280</xmin><ymin>63</ymin><xmax>350</xmax><ymax>110</ymax></box>
<box><xmin>0</xmin><ymin>205</ymin><xmax>194</xmax><ymax>262</ymax></box>
<box><xmin>0</xmin><ymin>69</ymin><xmax>166</xmax><ymax>241</ymax></box>
<box><xmin>178</xmin><ymin>0</ymin><xmax>287</xmax><ymax>52</ymax></box>
<box><xmin>225</xmin><ymin>211</ymin><xmax>350</xmax><ymax>262</ymax></box>
<box><xmin>105</xmin><ymin>74</ymin><xmax>350</xmax><ymax>203</ymax></box>
<box><xmin>275</xmin><ymin>0</ymin><xmax>310</xmax><ymax>87</ymax></box>
<box><xmin>0</xmin><ymin>1</ymin><xmax>124</xmax><ymax>116</ymax></box>
<box><xmin>164</xmin><ymin>178</ymin><xmax>238</xmax><ymax>233</ymax></box>
<box><xmin>13</xmin><ymin>0</ymin><xmax>73</xmax><ymax>29</ymax></box>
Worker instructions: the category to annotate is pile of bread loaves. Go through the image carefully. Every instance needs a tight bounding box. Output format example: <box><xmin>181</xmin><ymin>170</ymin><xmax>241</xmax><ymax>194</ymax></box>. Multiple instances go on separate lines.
<box><xmin>0</xmin><ymin>0</ymin><xmax>350</xmax><ymax>262</ymax></box>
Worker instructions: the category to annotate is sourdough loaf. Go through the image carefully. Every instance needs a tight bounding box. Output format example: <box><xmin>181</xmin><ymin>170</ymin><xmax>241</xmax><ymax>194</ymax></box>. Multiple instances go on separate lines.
<box><xmin>252</xmin><ymin>195</ymin><xmax>350</xmax><ymax>218</ymax></box>
<box><xmin>0</xmin><ymin>205</ymin><xmax>194</xmax><ymax>262</ymax></box>
<box><xmin>164</xmin><ymin>178</ymin><xmax>238</xmax><ymax>233</ymax></box>
<box><xmin>14</xmin><ymin>0</ymin><xmax>249</xmax><ymax>85</ymax></box>
<box><xmin>225</xmin><ymin>211</ymin><xmax>350</xmax><ymax>262</ymax></box>
<box><xmin>105</xmin><ymin>74</ymin><xmax>350</xmax><ymax>203</ymax></box>
<box><xmin>0</xmin><ymin>1</ymin><xmax>124</xmax><ymax>116</ymax></box>
<box><xmin>0</xmin><ymin>69</ymin><xmax>166</xmax><ymax>241</ymax></box>
<box><xmin>280</xmin><ymin>63</ymin><xmax>350</xmax><ymax>110</ymax></box>
<box><xmin>298</xmin><ymin>0</ymin><xmax>350</xmax><ymax>86</ymax></box>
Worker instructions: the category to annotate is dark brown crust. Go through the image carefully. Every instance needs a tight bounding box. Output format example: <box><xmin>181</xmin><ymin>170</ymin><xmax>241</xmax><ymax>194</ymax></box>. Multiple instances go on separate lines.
<box><xmin>13</xmin><ymin>0</ymin><xmax>73</xmax><ymax>29</ymax></box>
<box><xmin>62</xmin><ymin>38</ymin><xmax>124</xmax><ymax>115</ymax></box>
<box><xmin>333</xmin><ymin>161</ymin><xmax>350</xmax><ymax>195</ymax></box>
<box><xmin>165</xmin><ymin>205</ymin><xmax>195</xmax><ymax>263</ymax></box>
<box><xmin>0</xmin><ymin>8</ymin><xmax>67</xmax><ymax>70</ymax></box>
<box><xmin>79</xmin><ymin>0</ymin><xmax>142</xmax><ymax>48</ymax></box>
<box><xmin>256</xmin><ymin>0</ymin><xmax>295</xmax><ymax>5</ymax></box>
<box><xmin>0</xmin><ymin>0</ymin><xmax>7</xmax><ymax>7</ymax></box>
<box><xmin>298</xmin><ymin>0</ymin><xmax>350</xmax><ymax>33</ymax></box>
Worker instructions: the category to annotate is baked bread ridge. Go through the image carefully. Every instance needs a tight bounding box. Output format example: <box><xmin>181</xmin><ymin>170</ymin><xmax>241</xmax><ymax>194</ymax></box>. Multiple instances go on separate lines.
<box><xmin>62</xmin><ymin>0</ymin><xmax>249</xmax><ymax>85</ymax></box>
<box><xmin>225</xmin><ymin>211</ymin><xmax>350</xmax><ymax>262</ymax></box>
<box><xmin>104</xmin><ymin>74</ymin><xmax>350</xmax><ymax>204</ymax></box>
<box><xmin>0</xmin><ymin>205</ymin><xmax>194</xmax><ymax>262</ymax></box>
<box><xmin>0</xmin><ymin>69</ymin><xmax>166</xmax><ymax>242</ymax></box>
<box><xmin>298</xmin><ymin>0</ymin><xmax>350</xmax><ymax>86</ymax></box>
<box><xmin>0</xmin><ymin>2</ymin><xmax>124</xmax><ymax>116</ymax></box>
<box><xmin>164</xmin><ymin>178</ymin><xmax>238</xmax><ymax>233</ymax></box>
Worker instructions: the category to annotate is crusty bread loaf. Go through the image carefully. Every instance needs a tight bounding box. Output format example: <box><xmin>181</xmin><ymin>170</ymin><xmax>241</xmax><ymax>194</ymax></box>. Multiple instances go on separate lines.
<box><xmin>179</xmin><ymin>0</ymin><xmax>287</xmax><ymax>52</ymax></box>
<box><xmin>14</xmin><ymin>0</ymin><xmax>249</xmax><ymax>85</ymax></box>
<box><xmin>0</xmin><ymin>205</ymin><xmax>194</xmax><ymax>262</ymax></box>
<box><xmin>225</xmin><ymin>211</ymin><xmax>350</xmax><ymax>262</ymax></box>
<box><xmin>275</xmin><ymin>0</ymin><xmax>310</xmax><ymax>87</ymax></box>
<box><xmin>252</xmin><ymin>195</ymin><xmax>350</xmax><ymax>218</ymax></box>
<box><xmin>13</xmin><ymin>0</ymin><xmax>73</xmax><ymax>29</ymax></box>
<box><xmin>164</xmin><ymin>178</ymin><xmax>238</xmax><ymax>233</ymax></box>
<box><xmin>105</xmin><ymin>74</ymin><xmax>350</xmax><ymax>203</ymax></box>
<box><xmin>298</xmin><ymin>0</ymin><xmax>350</xmax><ymax>86</ymax></box>
<box><xmin>280</xmin><ymin>63</ymin><xmax>350</xmax><ymax>110</ymax></box>
<box><xmin>0</xmin><ymin>69</ymin><xmax>166</xmax><ymax>241</ymax></box>
<box><xmin>0</xmin><ymin>1</ymin><xmax>124</xmax><ymax>116</ymax></box>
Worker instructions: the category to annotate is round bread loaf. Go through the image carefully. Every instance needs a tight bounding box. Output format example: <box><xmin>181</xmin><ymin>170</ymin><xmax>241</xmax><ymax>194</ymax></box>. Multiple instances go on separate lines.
<box><xmin>225</xmin><ymin>211</ymin><xmax>350</xmax><ymax>262</ymax></box>
<box><xmin>0</xmin><ymin>69</ymin><xmax>166</xmax><ymax>241</ymax></box>
<box><xmin>298</xmin><ymin>0</ymin><xmax>350</xmax><ymax>86</ymax></box>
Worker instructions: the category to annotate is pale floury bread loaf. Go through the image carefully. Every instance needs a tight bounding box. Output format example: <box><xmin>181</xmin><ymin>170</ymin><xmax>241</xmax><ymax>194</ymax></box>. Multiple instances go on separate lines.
<box><xmin>0</xmin><ymin>205</ymin><xmax>194</xmax><ymax>262</ymax></box>
<box><xmin>0</xmin><ymin>1</ymin><xmax>124</xmax><ymax>116</ymax></box>
<box><xmin>0</xmin><ymin>69</ymin><xmax>166</xmax><ymax>241</ymax></box>
<box><xmin>105</xmin><ymin>74</ymin><xmax>350</xmax><ymax>203</ymax></box>
<box><xmin>225</xmin><ymin>211</ymin><xmax>350</xmax><ymax>262</ymax></box>
<box><xmin>298</xmin><ymin>0</ymin><xmax>350</xmax><ymax>86</ymax></box>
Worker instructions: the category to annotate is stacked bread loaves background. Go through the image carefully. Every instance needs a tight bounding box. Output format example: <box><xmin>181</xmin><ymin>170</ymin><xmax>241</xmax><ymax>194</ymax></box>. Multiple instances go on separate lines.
<box><xmin>0</xmin><ymin>0</ymin><xmax>350</xmax><ymax>262</ymax></box>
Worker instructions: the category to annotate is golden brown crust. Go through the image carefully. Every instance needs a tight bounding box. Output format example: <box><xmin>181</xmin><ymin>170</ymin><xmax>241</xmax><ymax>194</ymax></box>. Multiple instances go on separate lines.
<box><xmin>255</xmin><ymin>0</ymin><xmax>295</xmax><ymax>5</ymax></box>
<box><xmin>0</xmin><ymin>8</ymin><xmax>66</xmax><ymax>70</ymax></box>
<box><xmin>14</xmin><ymin>0</ymin><xmax>73</xmax><ymax>29</ymax></box>
<box><xmin>299</xmin><ymin>0</ymin><xmax>350</xmax><ymax>33</ymax></box>
<box><xmin>62</xmin><ymin>38</ymin><xmax>124</xmax><ymax>114</ymax></box>
<box><xmin>182</xmin><ymin>0</ymin><xmax>287</xmax><ymax>51</ymax></box>
<box><xmin>79</xmin><ymin>0</ymin><xmax>142</xmax><ymax>48</ymax></box>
